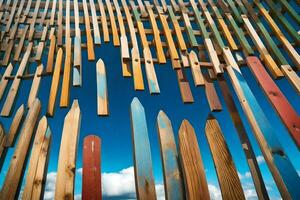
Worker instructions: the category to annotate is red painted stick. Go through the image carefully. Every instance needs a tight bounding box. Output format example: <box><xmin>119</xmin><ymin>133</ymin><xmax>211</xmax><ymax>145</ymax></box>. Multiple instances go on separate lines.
<box><xmin>82</xmin><ymin>135</ymin><xmax>102</xmax><ymax>200</ymax></box>
<box><xmin>246</xmin><ymin>56</ymin><xmax>300</xmax><ymax>148</ymax></box>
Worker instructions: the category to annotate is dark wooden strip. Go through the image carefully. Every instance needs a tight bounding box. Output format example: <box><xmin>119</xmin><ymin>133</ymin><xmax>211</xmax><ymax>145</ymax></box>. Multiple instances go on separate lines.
<box><xmin>247</xmin><ymin>56</ymin><xmax>300</xmax><ymax>149</ymax></box>
<box><xmin>82</xmin><ymin>135</ymin><xmax>102</xmax><ymax>200</ymax></box>
<box><xmin>176</xmin><ymin>68</ymin><xmax>194</xmax><ymax>103</ymax></box>
<box><xmin>204</xmin><ymin>74</ymin><xmax>222</xmax><ymax>111</ymax></box>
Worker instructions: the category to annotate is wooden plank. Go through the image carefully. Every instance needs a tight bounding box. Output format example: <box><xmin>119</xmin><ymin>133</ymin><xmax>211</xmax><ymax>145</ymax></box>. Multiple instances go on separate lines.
<box><xmin>98</xmin><ymin>0</ymin><xmax>110</xmax><ymax>42</ymax></box>
<box><xmin>39</xmin><ymin>0</ymin><xmax>50</xmax><ymax>25</ymax></box>
<box><xmin>242</xmin><ymin>15</ymin><xmax>283</xmax><ymax>79</ymax></box>
<box><xmin>204</xmin><ymin>75</ymin><xmax>222</xmax><ymax>112</ymax></box>
<box><xmin>60</xmin><ymin>38</ymin><xmax>72</xmax><ymax>107</ymax></box>
<box><xmin>180</xmin><ymin>51</ymin><xmax>190</xmax><ymax>68</ymax></box>
<box><xmin>46</xmin><ymin>34</ymin><xmax>56</xmax><ymax>73</ymax></box>
<box><xmin>131</xmin><ymin>47</ymin><xmax>144</xmax><ymax>90</ymax></box>
<box><xmin>96</xmin><ymin>59</ymin><xmax>109</xmax><ymax>116</ymax></box>
<box><xmin>22</xmin><ymin>117</ymin><xmax>51</xmax><ymax>200</ymax></box>
<box><xmin>50</xmin><ymin>0</ymin><xmax>57</xmax><ymax>25</ymax></box>
<box><xmin>0</xmin><ymin>124</ymin><xmax>5</xmax><ymax>160</ymax></box>
<box><xmin>106</xmin><ymin>0</ymin><xmax>120</xmax><ymax>46</ymax></box>
<box><xmin>13</xmin><ymin>25</ymin><xmax>29</xmax><ymax>61</ymax></box>
<box><xmin>47</xmin><ymin>48</ymin><xmax>63</xmax><ymax>117</ymax></box>
<box><xmin>73</xmin><ymin>0</ymin><xmax>82</xmax><ymax>86</ymax></box>
<box><xmin>247</xmin><ymin>56</ymin><xmax>300</xmax><ymax>148</ymax></box>
<box><xmin>157</xmin><ymin>111</ymin><xmax>184</xmax><ymax>200</ymax></box>
<box><xmin>145</xmin><ymin>1</ymin><xmax>166</xmax><ymax>64</ymax></box>
<box><xmin>1</xmin><ymin>40</ymin><xmax>13</xmax><ymax>65</ymax></box>
<box><xmin>281</xmin><ymin>65</ymin><xmax>300</xmax><ymax>95</ymax></box>
<box><xmin>137</xmin><ymin>0</ymin><xmax>147</xmax><ymax>17</ymax></box>
<box><xmin>178</xmin><ymin>120</ymin><xmax>210</xmax><ymax>199</ymax></box>
<box><xmin>130</xmin><ymin>97</ymin><xmax>156</xmax><ymax>200</ymax></box>
<box><xmin>27</xmin><ymin>64</ymin><xmax>43</xmax><ymax>108</ymax></box>
<box><xmin>83</xmin><ymin>0</ymin><xmax>95</xmax><ymax>60</ymax></box>
<box><xmin>179</xmin><ymin>5</ymin><xmax>198</xmax><ymax>48</ymax></box>
<box><xmin>1</xmin><ymin>43</ymin><xmax>33</xmax><ymax>117</ymax></box>
<box><xmin>55</xmin><ymin>100</ymin><xmax>81</xmax><ymax>199</ymax></box>
<box><xmin>90</xmin><ymin>0</ymin><xmax>101</xmax><ymax>45</ymax></box>
<box><xmin>34</xmin><ymin>41</ymin><xmax>45</xmax><ymax>62</ymax></box>
<box><xmin>144</xmin><ymin>48</ymin><xmax>160</xmax><ymax>94</ymax></box>
<box><xmin>4</xmin><ymin>104</ymin><xmax>24</xmax><ymax>147</ymax></box>
<box><xmin>28</xmin><ymin>0</ymin><xmax>41</xmax><ymax>41</ymax></box>
<box><xmin>0</xmin><ymin>63</ymin><xmax>13</xmax><ymax>100</ymax></box>
<box><xmin>224</xmin><ymin>48</ymin><xmax>300</xmax><ymax>199</ymax></box>
<box><xmin>205</xmin><ymin>115</ymin><xmax>245</xmax><ymax>200</ymax></box>
<box><xmin>189</xmin><ymin>50</ymin><xmax>204</xmax><ymax>86</ymax></box>
<box><xmin>82</xmin><ymin>135</ymin><xmax>101</xmax><ymax>200</ymax></box>
<box><xmin>218</xmin><ymin>76</ymin><xmax>269</xmax><ymax>200</ymax></box>
<box><xmin>0</xmin><ymin>99</ymin><xmax>41</xmax><ymax>200</ymax></box>
<box><xmin>176</xmin><ymin>68</ymin><xmax>194</xmax><ymax>103</ymax></box>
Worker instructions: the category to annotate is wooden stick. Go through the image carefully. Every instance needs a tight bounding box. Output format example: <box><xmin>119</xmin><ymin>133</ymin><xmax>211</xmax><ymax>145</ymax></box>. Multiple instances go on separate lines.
<box><xmin>130</xmin><ymin>97</ymin><xmax>156</xmax><ymax>199</ymax></box>
<box><xmin>83</xmin><ymin>0</ymin><xmax>95</xmax><ymax>60</ymax></box>
<box><xmin>247</xmin><ymin>56</ymin><xmax>300</xmax><ymax>148</ymax></box>
<box><xmin>82</xmin><ymin>135</ymin><xmax>101</xmax><ymax>200</ymax></box>
<box><xmin>131</xmin><ymin>47</ymin><xmax>144</xmax><ymax>90</ymax></box>
<box><xmin>0</xmin><ymin>63</ymin><xmax>13</xmax><ymax>100</ymax></box>
<box><xmin>205</xmin><ymin>115</ymin><xmax>245</xmax><ymax>200</ymax></box>
<box><xmin>143</xmin><ymin>48</ymin><xmax>160</xmax><ymax>94</ymax></box>
<box><xmin>157</xmin><ymin>111</ymin><xmax>184</xmax><ymax>200</ymax></box>
<box><xmin>47</xmin><ymin>48</ymin><xmax>63</xmax><ymax>117</ymax></box>
<box><xmin>73</xmin><ymin>0</ymin><xmax>82</xmax><ymax>86</ymax></box>
<box><xmin>55</xmin><ymin>100</ymin><xmax>81</xmax><ymax>199</ymax></box>
<box><xmin>176</xmin><ymin>68</ymin><xmax>194</xmax><ymax>103</ymax></box>
<box><xmin>89</xmin><ymin>0</ymin><xmax>101</xmax><ymax>45</ymax></box>
<box><xmin>178</xmin><ymin>120</ymin><xmax>210</xmax><ymax>199</ymax></box>
<box><xmin>0</xmin><ymin>99</ymin><xmax>41</xmax><ymax>200</ymax></box>
<box><xmin>98</xmin><ymin>0</ymin><xmax>110</xmax><ymax>42</ymax></box>
<box><xmin>96</xmin><ymin>59</ymin><xmax>109</xmax><ymax>116</ymax></box>
<box><xmin>46</xmin><ymin>34</ymin><xmax>56</xmax><ymax>73</ymax></box>
<box><xmin>27</xmin><ymin>64</ymin><xmax>43</xmax><ymax>108</ymax></box>
<box><xmin>60</xmin><ymin>38</ymin><xmax>72</xmax><ymax>107</ymax></box>
<box><xmin>204</xmin><ymin>74</ymin><xmax>222</xmax><ymax>112</ymax></box>
<box><xmin>106</xmin><ymin>0</ymin><xmax>120</xmax><ymax>46</ymax></box>
<box><xmin>22</xmin><ymin>117</ymin><xmax>52</xmax><ymax>200</ymax></box>
<box><xmin>189</xmin><ymin>50</ymin><xmax>205</xmax><ymax>86</ymax></box>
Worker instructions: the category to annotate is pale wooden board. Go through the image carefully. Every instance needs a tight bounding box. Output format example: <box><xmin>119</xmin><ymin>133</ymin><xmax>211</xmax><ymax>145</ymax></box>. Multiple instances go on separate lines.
<box><xmin>0</xmin><ymin>99</ymin><xmax>41</xmax><ymax>199</ymax></box>
<box><xmin>96</xmin><ymin>59</ymin><xmax>109</xmax><ymax>116</ymax></box>
<box><xmin>189</xmin><ymin>50</ymin><xmax>204</xmax><ymax>86</ymax></box>
<box><xmin>55</xmin><ymin>100</ymin><xmax>81</xmax><ymax>199</ymax></box>
<box><xmin>0</xmin><ymin>63</ymin><xmax>13</xmax><ymax>100</ymax></box>
<box><xmin>131</xmin><ymin>47</ymin><xmax>144</xmax><ymax>90</ymax></box>
<box><xmin>106</xmin><ymin>0</ymin><xmax>120</xmax><ymax>46</ymax></box>
<box><xmin>90</xmin><ymin>0</ymin><xmax>101</xmax><ymax>45</ymax></box>
<box><xmin>60</xmin><ymin>38</ymin><xmax>72</xmax><ymax>107</ymax></box>
<box><xmin>144</xmin><ymin>47</ymin><xmax>160</xmax><ymax>94</ymax></box>
<box><xmin>27</xmin><ymin>64</ymin><xmax>43</xmax><ymax>108</ymax></box>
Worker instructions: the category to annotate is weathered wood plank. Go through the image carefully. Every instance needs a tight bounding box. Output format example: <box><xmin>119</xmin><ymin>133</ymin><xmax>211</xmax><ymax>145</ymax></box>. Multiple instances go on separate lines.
<box><xmin>83</xmin><ymin>0</ymin><xmax>95</xmax><ymax>60</ymax></box>
<box><xmin>131</xmin><ymin>47</ymin><xmax>144</xmax><ymax>90</ymax></box>
<box><xmin>46</xmin><ymin>34</ymin><xmax>56</xmax><ymax>73</ymax></box>
<box><xmin>22</xmin><ymin>117</ymin><xmax>52</xmax><ymax>200</ymax></box>
<box><xmin>130</xmin><ymin>97</ymin><xmax>156</xmax><ymax>200</ymax></box>
<box><xmin>157</xmin><ymin>111</ymin><xmax>184</xmax><ymax>200</ymax></box>
<box><xmin>0</xmin><ymin>99</ymin><xmax>41</xmax><ymax>200</ymax></box>
<box><xmin>247</xmin><ymin>56</ymin><xmax>300</xmax><ymax>148</ymax></box>
<box><xmin>90</xmin><ymin>0</ymin><xmax>101</xmax><ymax>45</ymax></box>
<box><xmin>27</xmin><ymin>64</ymin><xmax>43</xmax><ymax>108</ymax></box>
<box><xmin>176</xmin><ymin>68</ymin><xmax>194</xmax><ymax>103</ymax></box>
<box><xmin>60</xmin><ymin>38</ymin><xmax>72</xmax><ymax>107</ymax></box>
<box><xmin>204</xmin><ymin>75</ymin><xmax>222</xmax><ymax>112</ymax></box>
<box><xmin>55</xmin><ymin>100</ymin><xmax>81</xmax><ymax>199</ymax></box>
<box><xmin>0</xmin><ymin>63</ymin><xmax>13</xmax><ymax>100</ymax></box>
<box><xmin>205</xmin><ymin>115</ymin><xmax>245</xmax><ymax>200</ymax></box>
<box><xmin>1</xmin><ymin>43</ymin><xmax>33</xmax><ymax>117</ymax></box>
<box><xmin>98</xmin><ymin>0</ymin><xmax>110</xmax><ymax>42</ymax></box>
<box><xmin>106</xmin><ymin>0</ymin><xmax>120</xmax><ymax>46</ymax></box>
<box><xmin>96</xmin><ymin>59</ymin><xmax>109</xmax><ymax>116</ymax></box>
<box><xmin>82</xmin><ymin>135</ymin><xmax>101</xmax><ymax>200</ymax></box>
<box><xmin>144</xmin><ymin>47</ymin><xmax>160</xmax><ymax>94</ymax></box>
<box><xmin>189</xmin><ymin>50</ymin><xmax>204</xmax><ymax>86</ymax></box>
<box><xmin>178</xmin><ymin>120</ymin><xmax>210</xmax><ymax>199</ymax></box>
<box><xmin>47</xmin><ymin>48</ymin><xmax>63</xmax><ymax>117</ymax></box>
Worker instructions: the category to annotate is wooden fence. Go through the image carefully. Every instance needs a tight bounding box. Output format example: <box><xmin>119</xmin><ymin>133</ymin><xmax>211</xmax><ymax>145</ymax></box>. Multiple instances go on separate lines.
<box><xmin>0</xmin><ymin>0</ymin><xmax>299</xmax><ymax>199</ymax></box>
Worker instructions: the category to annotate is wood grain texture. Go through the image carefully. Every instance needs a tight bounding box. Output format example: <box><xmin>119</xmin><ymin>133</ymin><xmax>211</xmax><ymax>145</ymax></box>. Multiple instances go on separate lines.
<box><xmin>176</xmin><ymin>68</ymin><xmax>194</xmax><ymax>103</ymax></box>
<box><xmin>131</xmin><ymin>47</ymin><xmax>145</xmax><ymax>91</ymax></box>
<box><xmin>98</xmin><ymin>0</ymin><xmax>110</xmax><ymax>42</ymax></box>
<box><xmin>89</xmin><ymin>0</ymin><xmax>101</xmax><ymax>45</ymax></box>
<box><xmin>205</xmin><ymin>115</ymin><xmax>245</xmax><ymax>200</ymax></box>
<box><xmin>178</xmin><ymin>120</ymin><xmax>210</xmax><ymax>200</ymax></box>
<box><xmin>130</xmin><ymin>97</ymin><xmax>156</xmax><ymax>200</ymax></box>
<box><xmin>144</xmin><ymin>47</ymin><xmax>160</xmax><ymax>94</ymax></box>
<box><xmin>47</xmin><ymin>48</ymin><xmax>63</xmax><ymax>117</ymax></box>
<box><xmin>247</xmin><ymin>56</ymin><xmax>300</xmax><ymax>148</ymax></box>
<box><xmin>96</xmin><ymin>59</ymin><xmax>109</xmax><ymax>116</ymax></box>
<box><xmin>46</xmin><ymin>35</ymin><xmax>56</xmax><ymax>73</ymax></box>
<box><xmin>22</xmin><ymin>117</ymin><xmax>52</xmax><ymax>200</ymax></box>
<box><xmin>82</xmin><ymin>135</ymin><xmax>102</xmax><ymax>200</ymax></box>
<box><xmin>157</xmin><ymin>111</ymin><xmax>184</xmax><ymax>200</ymax></box>
<box><xmin>204</xmin><ymin>74</ymin><xmax>222</xmax><ymax>112</ymax></box>
<box><xmin>106</xmin><ymin>0</ymin><xmax>119</xmax><ymax>46</ymax></box>
<box><xmin>82</xmin><ymin>0</ymin><xmax>95</xmax><ymax>60</ymax></box>
<box><xmin>28</xmin><ymin>64</ymin><xmax>43</xmax><ymax>108</ymax></box>
<box><xmin>60</xmin><ymin>38</ymin><xmax>72</xmax><ymax>107</ymax></box>
<box><xmin>189</xmin><ymin>50</ymin><xmax>204</xmax><ymax>86</ymax></box>
<box><xmin>55</xmin><ymin>100</ymin><xmax>81</xmax><ymax>200</ymax></box>
<box><xmin>0</xmin><ymin>63</ymin><xmax>13</xmax><ymax>100</ymax></box>
<box><xmin>0</xmin><ymin>99</ymin><xmax>41</xmax><ymax>200</ymax></box>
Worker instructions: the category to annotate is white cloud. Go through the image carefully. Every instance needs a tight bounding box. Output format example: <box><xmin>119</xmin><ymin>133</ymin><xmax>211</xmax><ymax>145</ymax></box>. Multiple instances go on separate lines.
<box><xmin>208</xmin><ymin>184</ymin><xmax>222</xmax><ymax>200</ymax></box>
<box><xmin>155</xmin><ymin>184</ymin><xmax>165</xmax><ymax>200</ymax></box>
<box><xmin>256</xmin><ymin>155</ymin><xmax>265</xmax><ymax>165</ymax></box>
<box><xmin>238</xmin><ymin>171</ymin><xmax>252</xmax><ymax>179</ymax></box>
<box><xmin>44</xmin><ymin>172</ymin><xmax>57</xmax><ymax>200</ymax></box>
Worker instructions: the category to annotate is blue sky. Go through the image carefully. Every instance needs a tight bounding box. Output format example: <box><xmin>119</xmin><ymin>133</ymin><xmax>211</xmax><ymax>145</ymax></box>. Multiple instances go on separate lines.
<box><xmin>0</xmin><ymin>1</ymin><xmax>300</xmax><ymax>199</ymax></box>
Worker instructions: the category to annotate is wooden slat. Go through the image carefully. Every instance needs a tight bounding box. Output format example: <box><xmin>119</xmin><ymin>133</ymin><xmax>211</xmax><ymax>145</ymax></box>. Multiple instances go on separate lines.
<box><xmin>143</xmin><ymin>47</ymin><xmax>160</xmax><ymax>94</ymax></box>
<box><xmin>73</xmin><ymin>0</ymin><xmax>82</xmax><ymax>86</ymax></box>
<box><xmin>60</xmin><ymin>38</ymin><xmax>72</xmax><ymax>107</ymax></box>
<box><xmin>46</xmin><ymin>34</ymin><xmax>56</xmax><ymax>73</ymax></box>
<box><xmin>98</xmin><ymin>0</ymin><xmax>110</xmax><ymax>42</ymax></box>
<box><xmin>106</xmin><ymin>0</ymin><xmax>120</xmax><ymax>46</ymax></box>
<box><xmin>157</xmin><ymin>111</ymin><xmax>184</xmax><ymax>200</ymax></box>
<box><xmin>27</xmin><ymin>64</ymin><xmax>43</xmax><ymax>108</ymax></box>
<box><xmin>205</xmin><ymin>115</ymin><xmax>245</xmax><ymax>200</ymax></box>
<box><xmin>204</xmin><ymin>75</ymin><xmax>222</xmax><ymax>112</ymax></box>
<box><xmin>247</xmin><ymin>56</ymin><xmax>300</xmax><ymax>148</ymax></box>
<box><xmin>83</xmin><ymin>0</ymin><xmax>95</xmax><ymax>60</ymax></box>
<box><xmin>49</xmin><ymin>0</ymin><xmax>57</xmax><ymax>25</ymax></box>
<box><xmin>4</xmin><ymin>104</ymin><xmax>25</xmax><ymax>147</ymax></box>
<box><xmin>96</xmin><ymin>59</ymin><xmax>109</xmax><ymax>116</ymax></box>
<box><xmin>178</xmin><ymin>120</ymin><xmax>210</xmax><ymax>199</ymax></box>
<box><xmin>1</xmin><ymin>43</ymin><xmax>33</xmax><ymax>117</ymax></box>
<box><xmin>131</xmin><ymin>47</ymin><xmax>144</xmax><ymax>90</ymax></box>
<box><xmin>47</xmin><ymin>48</ymin><xmax>63</xmax><ymax>117</ymax></box>
<box><xmin>0</xmin><ymin>63</ymin><xmax>13</xmax><ymax>100</ymax></box>
<box><xmin>39</xmin><ymin>0</ymin><xmax>50</xmax><ymax>25</ymax></box>
<box><xmin>22</xmin><ymin>117</ymin><xmax>51</xmax><ymax>200</ymax></box>
<box><xmin>145</xmin><ymin>1</ymin><xmax>166</xmax><ymax>64</ymax></box>
<box><xmin>55</xmin><ymin>100</ymin><xmax>81</xmax><ymax>199</ymax></box>
<box><xmin>0</xmin><ymin>99</ymin><xmax>41</xmax><ymax>200</ymax></box>
<box><xmin>130</xmin><ymin>97</ymin><xmax>156</xmax><ymax>199</ymax></box>
<box><xmin>82</xmin><ymin>135</ymin><xmax>101</xmax><ymax>200</ymax></box>
<box><xmin>90</xmin><ymin>0</ymin><xmax>101</xmax><ymax>45</ymax></box>
<box><xmin>176</xmin><ymin>68</ymin><xmax>194</xmax><ymax>103</ymax></box>
<box><xmin>13</xmin><ymin>25</ymin><xmax>29</xmax><ymax>62</ymax></box>
<box><xmin>189</xmin><ymin>50</ymin><xmax>204</xmax><ymax>86</ymax></box>
<box><xmin>224</xmin><ymin>47</ymin><xmax>300</xmax><ymax>199</ymax></box>
<box><xmin>218</xmin><ymin>76</ymin><xmax>269</xmax><ymax>200</ymax></box>
<box><xmin>281</xmin><ymin>65</ymin><xmax>300</xmax><ymax>95</ymax></box>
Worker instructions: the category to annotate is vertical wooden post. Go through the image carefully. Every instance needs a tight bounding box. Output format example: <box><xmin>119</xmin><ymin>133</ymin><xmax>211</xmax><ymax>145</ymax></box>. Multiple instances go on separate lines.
<box><xmin>96</xmin><ymin>59</ymin><xmax>109</xmax><ymax>116</ymax></box>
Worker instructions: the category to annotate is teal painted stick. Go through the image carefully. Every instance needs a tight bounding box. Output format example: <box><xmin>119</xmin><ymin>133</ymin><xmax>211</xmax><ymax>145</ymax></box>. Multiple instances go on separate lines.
<box><xmin>157</xmin><ymin>111</ymin><xmax>184</xmax><ymax>200</ymax></box>
<box><xmin>130</xmin><ymin>98</ymin><xmax>156</xmax><ymax>199</ymax></box>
